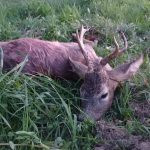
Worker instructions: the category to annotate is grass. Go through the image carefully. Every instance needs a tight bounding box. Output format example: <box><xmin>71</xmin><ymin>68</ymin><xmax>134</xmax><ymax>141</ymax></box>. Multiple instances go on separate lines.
<box><xmin>0</xmin><ymin>0</ymin><xmax>150</xmax><ymax>149</ymax></box>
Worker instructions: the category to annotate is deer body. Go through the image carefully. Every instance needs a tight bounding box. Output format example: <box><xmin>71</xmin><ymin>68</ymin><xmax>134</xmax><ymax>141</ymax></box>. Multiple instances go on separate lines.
<box><xmin>0</xmin><ymin>26</ymin><xmax>143</xmax><ymax>121</ymax></box>
<box><xmin>1</xmin><ymin>38</ymin><xmax>103</xmax><ymax>78</ymax></box>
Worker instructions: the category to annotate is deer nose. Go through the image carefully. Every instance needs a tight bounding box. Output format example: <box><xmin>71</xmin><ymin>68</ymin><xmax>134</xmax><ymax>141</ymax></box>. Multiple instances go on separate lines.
<box><xmin>77</xmin><ymin>114</ymin><xmax>84</xmax><ymax>121</ymax></box>
<box><xmin>77</xmin><ymin>113</ymin><xmax>96</xmax><ymax>122</ymax></box>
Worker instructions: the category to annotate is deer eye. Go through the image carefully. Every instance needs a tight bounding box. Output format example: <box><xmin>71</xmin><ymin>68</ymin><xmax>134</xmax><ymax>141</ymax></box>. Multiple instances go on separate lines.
<box><xmin>101</xmin><ymin>93</ymin><xmax>108</xmax><ymax>99</ymax></box>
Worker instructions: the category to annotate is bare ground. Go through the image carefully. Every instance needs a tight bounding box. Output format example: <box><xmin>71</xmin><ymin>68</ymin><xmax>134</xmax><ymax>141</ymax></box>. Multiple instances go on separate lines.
<box><xmin>130</xmin><ymin>100</ymin><xmax>150</xmax><ymax>126</ymax></box>
<box><xmin>95</xmin><ymin>100</ymin><xmax>150</xmax><ymax>150</ymax></box>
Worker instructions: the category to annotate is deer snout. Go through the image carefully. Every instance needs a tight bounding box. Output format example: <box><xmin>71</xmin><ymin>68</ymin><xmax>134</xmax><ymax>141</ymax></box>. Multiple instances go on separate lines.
<box><xmin>78</xmin><ymin>109</ymin><xmax>103</xmax><ymax>122</ymax></box>
<box><xmin>77</xmin><ymin>113</ymin><xmax>95</xmax><ymax>122</ymax></box>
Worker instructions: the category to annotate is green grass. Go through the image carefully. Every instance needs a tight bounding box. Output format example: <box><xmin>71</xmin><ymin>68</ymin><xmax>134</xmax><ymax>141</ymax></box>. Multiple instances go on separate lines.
<box><xmin>0</xmin><ymin>0</ymin><xmax>150</xmax><ymax>149</ymax></box>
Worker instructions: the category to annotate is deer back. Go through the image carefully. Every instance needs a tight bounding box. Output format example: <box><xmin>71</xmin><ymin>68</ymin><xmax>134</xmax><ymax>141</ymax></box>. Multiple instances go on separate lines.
<box><xmin>1</xmin><ymin>38</ymin><xmax>99</xmax><ymax>78</ymax></box>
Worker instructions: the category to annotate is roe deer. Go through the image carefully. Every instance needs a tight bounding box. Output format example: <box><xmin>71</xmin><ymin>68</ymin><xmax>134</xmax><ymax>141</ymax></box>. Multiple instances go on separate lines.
<box><xmin>0</xmin><ymin>26</ymin><xmax>143</xmax><ymax>121</ymax></box>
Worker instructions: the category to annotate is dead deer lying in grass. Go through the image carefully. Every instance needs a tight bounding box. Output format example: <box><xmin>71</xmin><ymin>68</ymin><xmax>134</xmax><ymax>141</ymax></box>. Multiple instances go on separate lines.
<box><xmin>0</xmin><ymin>26</ymin><xmax>143</xmax><ymax>121</ymax></box>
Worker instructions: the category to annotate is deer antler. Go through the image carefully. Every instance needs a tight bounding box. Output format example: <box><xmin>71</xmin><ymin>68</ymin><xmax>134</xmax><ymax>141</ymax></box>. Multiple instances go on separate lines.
<box><xmin>76</xmin><ymin>25</ymin><xmax>93</xmax><ymax>71</ymax></box>
<box><xmin>100</xmin><ymin>31</ymin><xmax>128</xmax><ymax>66</ymax></box>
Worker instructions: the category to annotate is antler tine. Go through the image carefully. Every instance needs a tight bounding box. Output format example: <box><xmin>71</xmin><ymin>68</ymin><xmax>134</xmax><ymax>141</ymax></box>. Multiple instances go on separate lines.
<box><xmin>114</xmin><ymin>36</ymin><xmax>119</xmax><ymax>51</ymax></box>
<box><xmin>100</xmin><ymin>31</ymin><xmax>128</xmax><ymax>66</ymax></box>
<box><xmin>76</xmin><ymin>25</ymin><xmax>91</xmax><ymax>70</ymax></box>
<box><xmin>119</xmin><ymin>31</ymin><xmax>128</xmax><ymax>51</ymax></box>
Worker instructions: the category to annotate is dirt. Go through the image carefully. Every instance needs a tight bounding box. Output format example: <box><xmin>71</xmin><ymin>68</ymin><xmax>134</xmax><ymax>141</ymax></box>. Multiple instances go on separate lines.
<box><xmin>130</xmin><ymin>100</ymin><xmax>150</xmax><ymax>126</ymax></box>
<box><xmin>95</xmin><ymin>100</ymin><xmax>150</xmax><ymax>150</ymax></box>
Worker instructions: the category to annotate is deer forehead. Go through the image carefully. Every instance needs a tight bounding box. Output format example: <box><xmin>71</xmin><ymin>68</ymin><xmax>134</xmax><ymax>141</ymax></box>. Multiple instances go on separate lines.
<box><xmin>81</xmin><ymin>71</ymin><xmax>109</xmax><ymax>95</ymax></box>
<box><xmin>84</xmin><ymin>71</ymin><xmax>108</xmax><ymax>85</ymax></box>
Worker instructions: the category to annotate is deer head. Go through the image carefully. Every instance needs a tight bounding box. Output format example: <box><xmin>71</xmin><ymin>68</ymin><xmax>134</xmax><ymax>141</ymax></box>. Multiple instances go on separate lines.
<box><xmin>69</xmin><ymin>26</ymin><xmax>143</xmax><ymax>121</ymax></box>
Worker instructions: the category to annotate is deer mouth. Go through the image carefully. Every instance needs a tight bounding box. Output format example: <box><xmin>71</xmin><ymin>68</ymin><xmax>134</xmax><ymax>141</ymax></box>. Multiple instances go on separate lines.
<box><xmin>78</xmin><ymin>109</ymin><xmax>104</xmax><ymax>122</ymax></box>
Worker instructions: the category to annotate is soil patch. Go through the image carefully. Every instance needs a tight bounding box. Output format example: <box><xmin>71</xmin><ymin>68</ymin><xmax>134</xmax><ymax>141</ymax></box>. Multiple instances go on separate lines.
<box><xmin>130</xmin><ymin>100</ymin><xmax>150</xmax><ymax>126</ymax></box>
<box><xmin>95</xmin><ymin>120</ymin><xmax>150</xmax><ymax>150</ymax></box>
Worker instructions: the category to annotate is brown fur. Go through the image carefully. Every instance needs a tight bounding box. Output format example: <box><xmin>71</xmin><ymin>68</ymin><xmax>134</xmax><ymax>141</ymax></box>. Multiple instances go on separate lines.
<box><xmin>1</xmin><ymin>38</ymin><xmax>98</xmax><ymax>77</ymax></box>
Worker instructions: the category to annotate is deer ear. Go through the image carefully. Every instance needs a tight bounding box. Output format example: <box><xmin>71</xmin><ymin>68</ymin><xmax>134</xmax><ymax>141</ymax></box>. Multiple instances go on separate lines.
<box><xmin>108</xmin><ymin>55</ymin><xmax>144</xmax><ymax>82</ymax></box>
<box><xmin>69</xmin><ymin>57</ymin><xmax>88</xmax><ymax>78</ymax></box>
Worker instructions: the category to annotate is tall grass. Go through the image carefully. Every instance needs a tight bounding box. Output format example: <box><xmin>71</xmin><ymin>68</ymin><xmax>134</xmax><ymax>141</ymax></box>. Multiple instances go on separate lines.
<box><xmin>0</xmin><ymin>0</ymin><xmax>149</xmax><ymax>149</ymax></box>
